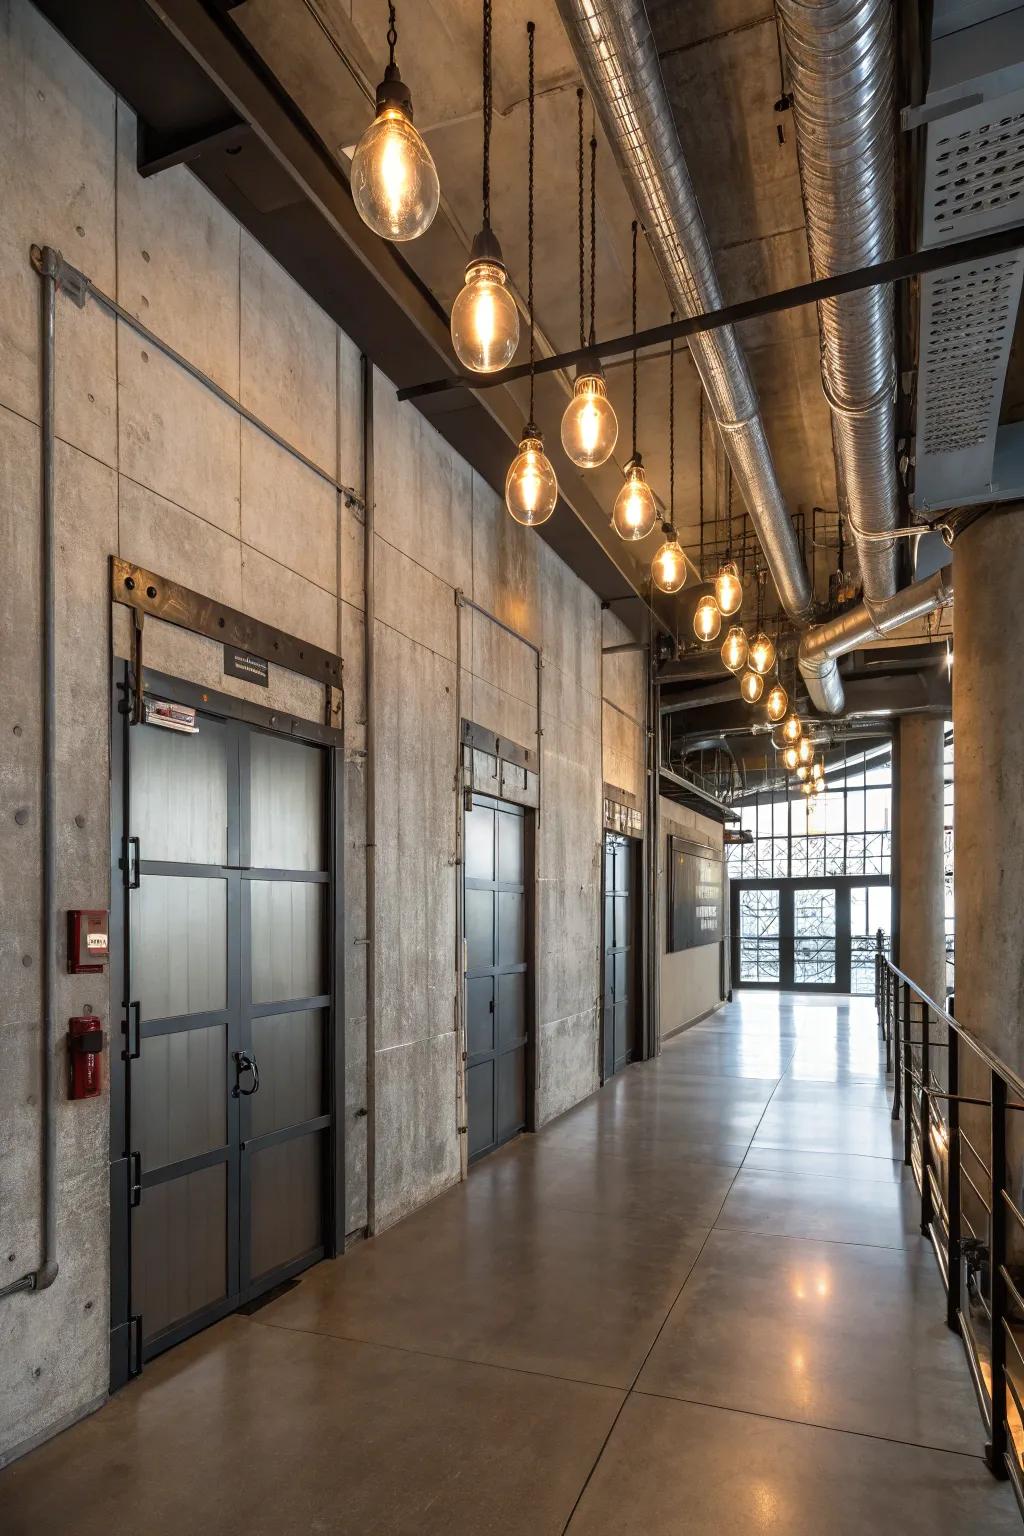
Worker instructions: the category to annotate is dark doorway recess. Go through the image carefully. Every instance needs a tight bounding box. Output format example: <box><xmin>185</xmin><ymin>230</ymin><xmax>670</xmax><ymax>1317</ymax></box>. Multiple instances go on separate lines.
<box><xmin>109</xmin><ymin>668</ymin><xmax>343</xmax><ymax>1386</ymax></box>
<box><xmin>463</xmin><ymin>795</ymin><xmax>534</xmax><ymax>1163</ymax></box>
<box><xmin>730</xmin><ymin>876</ymin><xmax>890</xmax><ymax>995</ymax></box>
<box><xmin>602</xmin><ymin>834</ymin><xmax>640</xmax><ymax>1079</ymax></box>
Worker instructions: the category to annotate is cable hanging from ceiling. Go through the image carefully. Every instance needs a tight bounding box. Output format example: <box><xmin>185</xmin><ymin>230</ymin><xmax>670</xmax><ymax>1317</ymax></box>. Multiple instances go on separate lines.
<box><xmin>612</xmin><ymin>220</ymin><xmax>658</xmax><ymax>541</ymax></box>
<box><xmin>561</xmin><ymin>95</ymin><xmax>618</xmax><ymax>468</ymax></box>
<box><xmin>451</xmin><ymin>0</ymin><xmax>520</xmax><ymax>373</ymax></box>
<box><xmin>505</xmin><ymin>20</ymin><xmax>558</xmax><ymax>527</ymax></box>
<box><xmin>651</xmin><ymin>315</ymin><xmax>685</xmax><ymax>593</ymax></box>
<box><xmin>350</xmin><ymin>1</ymin><xmax>440</xmax><ymax>242</ymax></box>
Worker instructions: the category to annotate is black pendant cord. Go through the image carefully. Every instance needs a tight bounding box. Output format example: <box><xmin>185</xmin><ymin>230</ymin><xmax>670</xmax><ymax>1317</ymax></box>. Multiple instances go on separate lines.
<box><xmin>630</xmin><ymin>219</ymin><xmax>638</xmax><ymax>463</ymax></box>
<box><xmin>697</xmin><ymin>390</ymin><xmax>704</xmax><ymax>576</ymax></box>
<box><xmin>666</xmin><ymin>315</ymin><xmax>675</xmax><ymax>536</ymax></box>
<box><xmin>387</xmin><ymin>2</ymin><xmax>397</xmax><ymax>67</ymax></box>
<box><xmin>576</xmin><ymin>87</ymin><xmax>585</xmax><ymax>351</ymax></box>
<box><xmin>482</xmin><ymin>0</ymin><xmax>492</xmax><ymax>230</ymax></box>
<box><xmin>527</xmin><ymin>20</ymin><xmax>536</xmax><ymax>429</ymax></box>
<box><xmin>588</xmin><ymin>132</ymin><xmax>597</xmax><ymax>348</ymax></box>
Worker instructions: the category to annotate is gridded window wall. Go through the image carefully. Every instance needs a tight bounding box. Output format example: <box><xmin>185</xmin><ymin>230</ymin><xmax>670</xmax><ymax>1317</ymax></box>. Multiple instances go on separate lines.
<box><xmin>728</xmin><ymin>741</ymin><xmax>892</xmax><ymax>995</ymax></box>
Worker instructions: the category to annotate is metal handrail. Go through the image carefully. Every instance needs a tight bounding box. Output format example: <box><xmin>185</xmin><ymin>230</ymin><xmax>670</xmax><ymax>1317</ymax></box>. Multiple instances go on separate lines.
<box><xmin>875</xmin><ymin>942</ymin><xmax>1024</xmax><ymax>1513</ymax></box>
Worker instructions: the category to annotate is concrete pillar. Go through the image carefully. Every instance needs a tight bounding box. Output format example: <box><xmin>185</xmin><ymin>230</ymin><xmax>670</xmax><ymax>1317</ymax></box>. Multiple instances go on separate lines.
<box><xmin>953</xmin><ymin>508</ymin><xmax>1024</xmax><ymax>1075</ymax></box>
<box><xmin>896</xmin><ymin>714</ymin><xmax>947</xmax><ymax>1004</ymax></box>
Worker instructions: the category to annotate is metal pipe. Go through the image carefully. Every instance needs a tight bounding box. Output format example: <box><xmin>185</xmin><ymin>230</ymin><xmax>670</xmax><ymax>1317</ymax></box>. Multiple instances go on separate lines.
<box><xmin>798</xmin><ymin>568</ymin><xmax>954</xmax><ymax>714</ymax></box>
<box><xmin>2</xmin><ymin>246</ymin><xmax>62</xmax><ymax>1302</ymax></box>
<box><xmin>777</xmin><ymin>0</ymin><xmax>899</xmax><ymax>603</ymax></box>
<box><xmin>555</xmin><ymin>0</ymin><xmax>814</xmax><ymax>624</ymax></box>
<box><xmin>362</xmin><ymin>352</ymin><xmax>377</xmax><ymax>1235</ymax></box>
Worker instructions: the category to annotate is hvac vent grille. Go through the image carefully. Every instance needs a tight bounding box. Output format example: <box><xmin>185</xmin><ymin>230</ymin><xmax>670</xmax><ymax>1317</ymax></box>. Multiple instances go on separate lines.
<box><xmin>920</xmin><ymin>259</ymin><xmax>1018</xmax><ymax>455</ymax></box>
<box><xmin>932</xmin><ymin>113</ymin><xmax>1024</xmax><ymax>231</ymax></box>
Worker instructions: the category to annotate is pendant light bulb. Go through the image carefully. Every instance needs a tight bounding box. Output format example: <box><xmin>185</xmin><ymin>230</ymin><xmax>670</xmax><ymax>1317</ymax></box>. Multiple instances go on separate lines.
<box><xmin>561</xmin><ymin>364</ymin><xmax>618</xmax><ymax>468</ymax></box>
<box><xmin>811</xmin><ymin>759</ymin><xmax>824</xmax><ymax>782</ymax></box>
<box><xmin>714</xmin><ymin>559</ymin><xmax>743</xmax><ymax>617</ymax></box>
<box><xmin>813</xmin><ymin>775</ymin><xmax>825</xmax><ymax>794</ymax></box>
<box><xmin>748</xmin><ymin>631</ymin><xmax>776</xmax><ymax>675</ymax></box>
<box><xmin>797</xmin><ymin>735</ymin><xmax>814</xmax><ymax>766</ymax></box>
<box><xmin>765</xmin><ymin>682</ymin><xmax>788</xmax><ymax>723</ymax></box>
<box><xmin>505</xmin><ymin>427</ymin><xmax>557</xmax><ymax>526</ymax></box>
<box><xmin>351</xmin><ymin>9</ymin><xmax>439</xmax><ymax>243</ymax></box>
<box><xmin>802</xmin><ymin>778</ymin><xmax>814</xmax><ymax>797</ymax></box>
<box><xmin>651</xmin><ymin>534</ymin><xmax>686</xmax><ymax>595</ymax></box>
<box><xmin>782</xmin><ymin>713</ymin><xmax>803</xmax><ymax>744</ymax></box>
<box><xmin>612</xmin><ymin>457</ymin><xmax>658</xmax><ymax>541</ymax></box>
<box><xmin>451</xmin><ymin>231</ymin><xmax>520</xmax><ymax>374</ymax></box>
<box><xmin>739</xmin><ymin>669</ymin><xmax>764</xmax><ymax>704</ymax></box>
<box><xmin>721</xmin><ymin>625</ymin><xmax>748</xmax><ymax>674</ymax></box>
<box><xmin>694</xmin><ymin>595</ymin><xmax>722</xmax><ymax>642</ymax></box>
<box><xmin>784</xmin><ymin>744</ymin><xmax>800</xmax><ymax>772</ymax></box>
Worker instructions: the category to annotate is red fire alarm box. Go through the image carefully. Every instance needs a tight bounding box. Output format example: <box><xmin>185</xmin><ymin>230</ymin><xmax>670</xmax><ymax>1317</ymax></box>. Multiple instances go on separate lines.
<box><xmin>67</xmin><ymin>910</ymin><xmax>108</xmax><ymax>973</ymax></box>
<box><xmin>68</xmin><ymin>1017</ymin><xmax>104</xmax><ymax>1100</ymax></box>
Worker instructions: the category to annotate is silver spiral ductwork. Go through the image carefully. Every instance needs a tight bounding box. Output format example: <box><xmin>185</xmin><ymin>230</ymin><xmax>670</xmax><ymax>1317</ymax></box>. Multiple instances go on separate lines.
<box><xmin>798</xmin><ymin>568</ymin><xmax>954</xmax><ymax>714</ymax></box>
<box><xmin>556</xmin><ymin>0</ymin><xmax>813</xmax><ymax>623</ymax></box>
<box><xmin>777</xmin><ymin>0</ymin><xmax>900</xmax><ymax>603</ymax></box>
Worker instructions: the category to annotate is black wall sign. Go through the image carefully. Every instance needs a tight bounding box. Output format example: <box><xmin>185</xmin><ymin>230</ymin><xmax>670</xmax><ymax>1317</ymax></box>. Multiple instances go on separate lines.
<box><xmin>223</xmin><ymin>644</ymin><xmax>269</xmax><ymax>688</ymax></box>
<box><xmin>668</xmin><ymin>834</ymin><xmax>723</xmax><ymax>952</ymax></box>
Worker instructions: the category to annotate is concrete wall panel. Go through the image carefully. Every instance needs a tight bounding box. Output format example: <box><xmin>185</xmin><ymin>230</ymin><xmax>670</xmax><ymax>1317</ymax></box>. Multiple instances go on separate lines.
<box><xmin>118</xmin><ymin>328</ymin><xmax>241</xmax><ymax>537</ymax></box>
<box><xmin>374</xmin><ymin>537</ymin><xmax>457</xmax><ymax>662</ymax></box>
<box><xmin>240</xmin><ymin>424</ymin><xmax>338</xmax><ymax>594</ymax></box>
<box><xmin>0</xmin><ymin>0</ymin><xmax>115</xmax><ymax>464</ymax></box>
<box><xmin>115</xmin><ymin>105</ymin><xmax>240</xmax><ymax>396</ymax></box>
<box><xmin>536</xmin><ymin>1006</ymin><xmax>600</xmax><ymax>1126</ymax></box>
<box><xmin>239</xmin><ymin>544</ymin><xmax>338</xmax><ymax>654</ymax></box>
<box><xmin>374</xmin><ymin>1032</ymin><xmax>460</xmax><ymax>1232</ymax></box>
<box><xmin>118</xmin><ymin>477</ymin><xmax>243</xmax><ymax>609</ymax></box>
<box><xmin>240</xmin><ymin>234</ymin><xmax>337</xmax><ymax>477</ymax></box>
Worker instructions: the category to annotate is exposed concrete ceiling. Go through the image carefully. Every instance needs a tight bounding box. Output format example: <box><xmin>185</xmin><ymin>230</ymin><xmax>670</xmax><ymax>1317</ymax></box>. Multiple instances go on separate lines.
<box><xmin>235</xmin><ymin>0</ymin><xmax>839</xmax><ymax>605</ymax></box>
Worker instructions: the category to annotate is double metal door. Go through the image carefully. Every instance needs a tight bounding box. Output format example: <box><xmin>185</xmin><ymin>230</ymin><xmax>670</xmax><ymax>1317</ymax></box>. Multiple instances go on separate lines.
<box><xmin>603</xmin><ymin>834</ymin><xmax>638</xmax><ymax>1078</ymax></box>
<box><xmin>112</xmin><ymin>694</ymin><xmax>333</xmax><ymax>1374</ymax></box>
<box><xmin>732</xmin><ymin>878</ymin><xmax>890</xmax><ymax>993</ymax></box>
<box><xmin>464</xmin><ymin>795</ymin><xmax>530</xmax><ymax>1162</ymax></box>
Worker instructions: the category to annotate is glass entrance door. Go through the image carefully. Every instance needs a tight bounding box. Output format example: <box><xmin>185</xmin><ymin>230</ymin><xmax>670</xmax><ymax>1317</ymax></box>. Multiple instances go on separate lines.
<box><xmin>731</xmin><ymin>878</ymin><xmax>889</xmax><ymax>993</ymax></box>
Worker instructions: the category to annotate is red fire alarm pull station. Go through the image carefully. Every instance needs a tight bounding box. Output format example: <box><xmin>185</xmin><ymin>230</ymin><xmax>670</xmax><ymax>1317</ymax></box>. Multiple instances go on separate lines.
<box><xmin>68</xmin><ymin>1017</ymin><xmax>104</xmax><ymax>1100</ymax></box>
<box><xmin>67</xmin><ymin>910</ymin><xmax>108</xmax><ymax>973</ymax></box>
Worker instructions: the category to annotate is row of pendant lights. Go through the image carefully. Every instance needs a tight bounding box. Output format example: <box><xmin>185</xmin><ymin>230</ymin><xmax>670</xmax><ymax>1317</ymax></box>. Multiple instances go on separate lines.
<box><xmin>349</xmin><ymin>4</ymin><xmax>693</xmax><ymax>583</ymax></box>
<box><xmin>776</xmin><ymin>715</ymin><xmax>826</xmax><ymax>795</ymax></box>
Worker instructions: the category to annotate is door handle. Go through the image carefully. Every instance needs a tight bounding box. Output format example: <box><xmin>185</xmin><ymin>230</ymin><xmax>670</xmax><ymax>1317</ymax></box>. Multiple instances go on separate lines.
<box><xmin>233</xmin><ymin>1050</ymin><xmax>260</xmax><ymax>1097</ymax></box>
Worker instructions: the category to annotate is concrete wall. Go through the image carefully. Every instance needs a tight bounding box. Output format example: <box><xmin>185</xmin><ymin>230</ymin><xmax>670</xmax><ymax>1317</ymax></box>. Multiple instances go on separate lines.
<box><xmin>0</xmin><ymin>0</ymin><xmax>646</xmax><ymax>1460</ymax></box>
<box><xmin>658</xmin><ymin>800</ymin><xmax>726</xmax><ymax>1039</ymax></box>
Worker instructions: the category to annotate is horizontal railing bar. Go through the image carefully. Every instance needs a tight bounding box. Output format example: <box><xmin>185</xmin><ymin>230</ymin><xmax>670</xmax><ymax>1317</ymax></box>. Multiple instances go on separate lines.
<box><xmin>1002</xmin><ymin>1267</ymin><xmax>1024</xmax><ymax>1331</ymax></box>
<box><xmin>961</xmin><ymin>1130</ymin><xmax>993</xmax><ymax>1181</ymax></box>
<box><xmin>961</xmin><ymin>1311</ymin><xmax>995</xmax><ymax>1433</ymax></box>
<box><xmin>1003</xmin><ymin>1189</ymin><xmax>1024</xmax><ymax>1234</ymax></box>
<box><xmin>960</xmin><ymin>1163</ymin><xmax>993</xmax><ymax>1216</ymax></box>
<box><xmin>881</xmin><ymin>958</ymin><xmax>1024</xmax><ymax>1103</ymax></box>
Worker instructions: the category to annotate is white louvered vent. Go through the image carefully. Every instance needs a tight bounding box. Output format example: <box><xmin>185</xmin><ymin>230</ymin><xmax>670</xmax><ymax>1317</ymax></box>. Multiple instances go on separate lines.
<box><xmin>914</xmin><ymin>68</ymin><xmax>1024</xmax><ymax>511</ymax></box>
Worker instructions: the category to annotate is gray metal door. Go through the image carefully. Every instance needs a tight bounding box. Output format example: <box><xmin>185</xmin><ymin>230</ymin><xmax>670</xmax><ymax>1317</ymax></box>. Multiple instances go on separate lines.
<box><xmin>124</xmin><ymin>712</ymin><xmax>329</xmax><ymax>1361</ymax></box>
<box><xmin>603</xmin><ymin>834</ymin><xmax>637</xmax><ymax>1078</ymax></box>
<box><xmin>464</xmin><ymin>795</ymin><xmax>529</xmax><ymax>1161</ymax></box>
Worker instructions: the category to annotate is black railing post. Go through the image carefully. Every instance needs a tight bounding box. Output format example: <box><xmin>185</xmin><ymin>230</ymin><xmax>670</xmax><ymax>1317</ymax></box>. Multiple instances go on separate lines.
<box><xmin>920</xmin><ymin>1002</ymin><xmax>933</xmax><ymax>1236</ymax></box>
<box><xmin>946</xmin><ymin>1006</ymin><xmax>960</xmax><ymax>1335</ymax></box>
<box><xmin>987</xmin><ymin>1070</ymin><xmax>1008</xmax><ymax>1477</ymax></box>
<box><xmin>874</xmin><ymin>929</ymin><xmax>882</xmax><ymax>1024</ymax></box>
<box><xmin>902</xmin><ymin>981</ymin><xmax>913</xmax><ymax>1164</ymax></box>
<box><xmin>891</xmin><ymin>970</ymin><xmax>902</xmax><ymax>1123</ymax></box>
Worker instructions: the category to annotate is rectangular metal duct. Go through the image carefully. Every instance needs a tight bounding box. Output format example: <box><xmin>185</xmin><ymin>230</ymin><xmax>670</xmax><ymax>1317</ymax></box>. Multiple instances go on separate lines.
<box><xmin>912</xmin><ymin>7</ymin><xmax>1024</xmax><ymax>512</ymax></box>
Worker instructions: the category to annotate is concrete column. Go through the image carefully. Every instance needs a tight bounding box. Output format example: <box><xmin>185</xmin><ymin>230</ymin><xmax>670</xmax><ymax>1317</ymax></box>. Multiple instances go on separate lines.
<box><xmin>953</xmin><ymin>508</ymin><xmax>1024</xmax><ymax>1075</ymax></box>
<box><xmin>896</xmin><ymin>714</ymin><xmax>947</xmax><ymax>1004</ymax></box>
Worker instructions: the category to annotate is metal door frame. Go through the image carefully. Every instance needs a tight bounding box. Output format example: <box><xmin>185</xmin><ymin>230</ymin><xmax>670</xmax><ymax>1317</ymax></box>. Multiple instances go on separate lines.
<box><xmin>463</xmin><ymin>791</ymin><xmax>536</xmax><ymax>1163</ymax></box>
<box><xmin>600</xmin><ymin>832</ymin><xmax>642</xmax><ymax>1083</ymax></box>
<box><xmin>730</xmin><ymin>874</ymin><xmax>889</xmax><ymax>994</ymax></box>
<box><xmin>108</xmin><ymin>663</ymin><xmax>345</xmax><ymax>1387</ymax></box>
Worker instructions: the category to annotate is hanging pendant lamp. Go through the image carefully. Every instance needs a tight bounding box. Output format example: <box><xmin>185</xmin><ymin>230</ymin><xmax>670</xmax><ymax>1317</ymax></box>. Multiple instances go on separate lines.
<box><xmin>651</xmin><ymin>319</ymin><xmax>685</xmax><ymax>593</ymax></box>
<box><xmin>714</xmin><ymin>559</ymin><xmax>743</xmax><ymax>617</ymax></box>
<box><xmin>505</xmin><ymin>22</ymin><xmax>556</xmax><ymax>526</ymax></box>
<box><xmin>561</xmin><ymin>99</ymin><xmax>617</xmax><ymax>468</ymax></box>
<box><xmin>694</xmin><ymin>594</ymin><xmax>721</xmax><ymax>642</ymax></box>
<box><xmin>351</xmin><ymin>4</ymin><xmax>440</xmax><ymax>242</ymax></box>
<box><xmin>765</xmin><ymin>681</ymin><xmax>788</xmax><ymax>723</ymax></box>
<box><xmin>721</xmin><ymin>624</ymin><xmax>748</xmax><ymax>674</ymax></box>
<box><xmin>612</xmin><ymin>221</ymin><xmax>658</xmax><ymax>541</ymax></box>
<box><xmin>740</xmin><ymin>669</ymin><xmax>764</xmax><ymax>704</ymax></box>
<box><xmin>452</xmin><ymin>0</ymin><xmax>519</xmax><ymax>372</ymax></box>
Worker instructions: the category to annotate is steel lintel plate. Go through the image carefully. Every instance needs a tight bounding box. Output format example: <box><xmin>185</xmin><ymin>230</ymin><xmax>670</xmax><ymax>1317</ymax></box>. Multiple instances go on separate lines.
<box><xmin>111</xmin><ymin>557</ymin><xmax>341</xmax><ymax>688</ymax></box>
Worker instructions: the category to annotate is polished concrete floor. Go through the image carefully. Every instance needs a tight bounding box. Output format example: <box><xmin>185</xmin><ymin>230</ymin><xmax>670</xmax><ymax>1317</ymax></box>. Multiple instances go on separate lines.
<box><xmin>3</xmin><ymin>992</ymin><xmax>1018</xmax><ymax>1533</ymax></box>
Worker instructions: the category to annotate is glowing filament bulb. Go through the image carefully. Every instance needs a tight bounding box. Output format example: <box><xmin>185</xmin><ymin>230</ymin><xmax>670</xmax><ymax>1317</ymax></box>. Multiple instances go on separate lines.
<box><xmin>797</xmin><ymin>735</ymin><xmax>814</xmax><ymax>766</ymax></box>
<box><xmin>561</xmin><ymin>369</ymin><xmax>618</xmax><ymax>468</ymax></box>
<box><xmin>740</xmin><ymin>669</ymin><xmax>764</xmax><ymax>704</ymax></box>
<box><xmin>612</xmin><ymin>459</ymin><xmax>658</xmax><ymax>541</ymax></box>
<box><xmin>714</xmin><ymin>559</ymin><xmax>743</xmax><ymax>616</ymax></box>
<box><xmin>766</xmin><ymin>683</ymin><xmax>788</xmax><ymax>723</ymax></box>
<box><xmin>652</xmin><ymin>536</ymin><xmax>686</xmax><ymax>594</ymax></box>
<box><xmin>721</xmin><ymin>625</ymin><xmax>748</xmax><ymax>673</ymax></box>
<box><xmin>784</xmin><ymin>744</ymin><xmax>800</xmax><ymax>771</ymax></box>
<box><xmin>694</xmin><ymin>594</ymin><xmax>722</xmax><ymax>642</ymax></box>
<box><xmin>505</xmin><ymin>431</ymin><xmax>557</xmax><ymax>526</ymax></box>
<box><xmin>782</xmin><ymin>713</ymin><xmax>802</xmax><ymax>744</ymax></box>
<box><xmin>748</xmin><ymin>631</ymin><xmax>776</xmax><ymax>675</ymax></box>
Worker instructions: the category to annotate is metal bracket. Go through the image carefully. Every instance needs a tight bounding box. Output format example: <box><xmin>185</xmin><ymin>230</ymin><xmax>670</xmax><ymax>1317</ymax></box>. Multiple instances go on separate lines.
<box><xmin>900</xmin><ymin>93</ymin><xmax>983</xmax><ymax>132</ymax></box>
<box><xmin>111</xmin><ymin>557</ymin><xmax>342</xmax><ymax>688</ymax></box>
<box><xmin>29</xmin><ymin>244</ymin><xmax>90</xmax><ymax>307</ymax></box>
